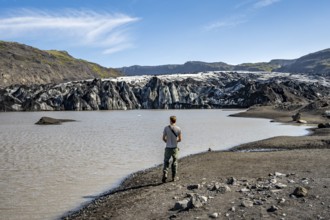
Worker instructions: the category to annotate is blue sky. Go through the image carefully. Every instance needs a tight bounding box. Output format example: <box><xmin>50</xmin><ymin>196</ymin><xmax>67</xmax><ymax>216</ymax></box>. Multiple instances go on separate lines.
<box><xmin>0</xmin><ymin>0</ymin><xmax>329</xmax><ymax>68</ymax></box>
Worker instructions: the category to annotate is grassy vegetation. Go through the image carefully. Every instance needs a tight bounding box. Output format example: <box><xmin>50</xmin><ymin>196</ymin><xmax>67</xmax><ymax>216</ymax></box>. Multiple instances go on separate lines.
<box><xmin>0</xmin><ymin>41</ymin><xmax>7</xmax><ymax>49</ymax></box>
<box><xmin>235</xmin><ymin>62</ymin><xmax>280</xmax><ymax>72</ymax></box>
<box><xmin>46</xmin><ymin>50</ymin><xmax>76</xmax><ymax>64</ymax></box>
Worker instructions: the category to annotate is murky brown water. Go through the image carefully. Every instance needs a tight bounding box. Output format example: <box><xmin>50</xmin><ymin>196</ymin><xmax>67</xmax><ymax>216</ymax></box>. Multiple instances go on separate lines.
<box><xmin>0</xmin><ymin>110</ymin><xmax>310</xmax><ymax>220</ymax></box>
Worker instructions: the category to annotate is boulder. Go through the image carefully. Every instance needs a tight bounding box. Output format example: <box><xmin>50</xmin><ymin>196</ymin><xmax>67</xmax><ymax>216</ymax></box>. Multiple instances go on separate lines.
<box><xmin>190</xmin><ymin>194</ymin><xmax>208</xmax><ymax>208</ymax></box>
<box><xmin>174</xmin><ymin>198</ymin><xmax>190</xmax><ymax>210</ymax></box>
<box><xmin>35</xmin><ymin>117</ymin><xmax>75</xmax><ymax>125</ymax></box>
<box><xmin>292</xmin><ymin>186</ymin><xmax>308</xmax><ymax>197</ymax></box>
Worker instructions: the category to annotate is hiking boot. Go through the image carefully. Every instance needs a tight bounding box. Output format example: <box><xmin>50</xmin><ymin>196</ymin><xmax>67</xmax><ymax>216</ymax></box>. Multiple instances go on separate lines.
<box><xmin>172</xmin><ymin>176</ymin><xmax>179</xmax><ymax>182</ymax></box>
<box><xmin>162</xmin><ymin>172</ymin><xmax>168</xmax><ymax>183</ymax></box>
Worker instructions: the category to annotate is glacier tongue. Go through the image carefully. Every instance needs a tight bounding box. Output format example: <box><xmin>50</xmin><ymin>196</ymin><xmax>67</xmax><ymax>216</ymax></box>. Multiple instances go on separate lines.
<box><xmin>1</xmin><ymin>71</ymin><xmax>330</xmax><ymax>111</ymax></box>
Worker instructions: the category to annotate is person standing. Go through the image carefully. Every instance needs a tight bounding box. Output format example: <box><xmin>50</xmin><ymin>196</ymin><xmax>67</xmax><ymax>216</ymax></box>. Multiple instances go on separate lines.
<box><xmin>162</xmin><ymin>116</ymin><xmax>182</xmax><ymax>183</ymax></box>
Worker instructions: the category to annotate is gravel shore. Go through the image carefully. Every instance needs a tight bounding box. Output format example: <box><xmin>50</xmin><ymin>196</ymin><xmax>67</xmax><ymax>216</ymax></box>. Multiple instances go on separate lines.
<box><xmin>62</xmin><ymin>106</ymin><xmax>330</xmax><ymax>220</ymax></box>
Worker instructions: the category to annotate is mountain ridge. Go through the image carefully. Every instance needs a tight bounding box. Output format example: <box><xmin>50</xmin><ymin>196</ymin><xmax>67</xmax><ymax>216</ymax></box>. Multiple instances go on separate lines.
<box><xmin>0</xmin><ymin>41</ymin><xmax>122</xmax><ymax>88</ymax></box>
<box><xmin>117</xmin><ymin>49</ymin><xmax>330</xmax><ymax>76</ymax></box>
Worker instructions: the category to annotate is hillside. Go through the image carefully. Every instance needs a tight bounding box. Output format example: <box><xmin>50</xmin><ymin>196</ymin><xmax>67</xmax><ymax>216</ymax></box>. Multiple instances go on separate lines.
<box><xmin>276</xmin><ymin>48</ymin><xmax>330</xmax><ymax>75</ymax></box>
<box><xmin>117</xmin><ymin>49</ymin><xmax>330</xmax><ymax>76</ymax></box>
<box><xmin>0</xmin><ymin>41</ymin><xmax>121</xmax><ymax>88</ymax></box>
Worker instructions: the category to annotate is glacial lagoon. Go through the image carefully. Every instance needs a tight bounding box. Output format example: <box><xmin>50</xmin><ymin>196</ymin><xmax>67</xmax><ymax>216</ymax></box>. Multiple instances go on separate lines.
<box><xmin>0</xmin><ymin>110</ymin><xmax>310</xmax><ymax>220</ymax></box>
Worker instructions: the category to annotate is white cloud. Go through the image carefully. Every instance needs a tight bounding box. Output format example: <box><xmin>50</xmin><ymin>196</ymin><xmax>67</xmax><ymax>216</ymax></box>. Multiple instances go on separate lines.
<box><xmin>254</xmin><ymin>0</ymin><xmax>281</xmax><ymax>8</ymax></box>
<box><xmin>0</xmin><ymin>9</ymin><xmax>140</xmax><ymax>54</ymax></box>
<box><xmin>103</xmin><ymin>44</ymin><xmax>133</xmax><ymax>55</ymax></box>
<box><xmin>205</xmin><ymin>0</ymin><xmax>280</xmax><ymax>31</ymax></box>
<box><xmin>204</xmin><ymin>16</ymin><xmax>247</xmax><ymax>31</ymax></box>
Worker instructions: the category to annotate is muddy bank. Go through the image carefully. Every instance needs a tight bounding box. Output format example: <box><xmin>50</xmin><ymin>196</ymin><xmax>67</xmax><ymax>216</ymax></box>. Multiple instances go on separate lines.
<box><xmin>62</xmin><ymin>106</ymin><xmax>330</xmax><ymax>220</ymax></box>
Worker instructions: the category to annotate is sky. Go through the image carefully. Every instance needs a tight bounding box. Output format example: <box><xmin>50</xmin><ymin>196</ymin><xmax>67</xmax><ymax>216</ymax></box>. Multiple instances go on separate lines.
<box><xmin>0</xmin><ymin>0</ymin><xmax>329</xmax><ymax>68</ymax></box>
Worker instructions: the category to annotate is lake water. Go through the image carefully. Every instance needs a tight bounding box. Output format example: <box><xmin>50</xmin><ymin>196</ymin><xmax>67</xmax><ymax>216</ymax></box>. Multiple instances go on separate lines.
<box><xmin>0</xmin><ymin>110</ymin><xmax>310</xmax><ymax>220</ymax></box>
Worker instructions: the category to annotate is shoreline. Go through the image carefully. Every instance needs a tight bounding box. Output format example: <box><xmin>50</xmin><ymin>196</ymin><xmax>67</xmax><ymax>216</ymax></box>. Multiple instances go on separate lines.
<box><xmin>61</xmin><ymin>106</ymin><xmax>330</xmax><ymax>220</ymax></box>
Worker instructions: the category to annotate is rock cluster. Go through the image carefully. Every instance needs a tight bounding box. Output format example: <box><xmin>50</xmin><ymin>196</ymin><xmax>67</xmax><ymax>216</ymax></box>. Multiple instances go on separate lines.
<box><xmin>169</xmin><ymin>172</ymin><xmax>326</xmax><ymax>219</ymax></box>
<box><xmin>1</xmin><ymin>72</ymin><xmax>330</xmax><ymax>111</ymax></box>
<box><xmin>318</xmin><ymin>123</ymin><xmax>330</xmax><ymax>128</ymax></box>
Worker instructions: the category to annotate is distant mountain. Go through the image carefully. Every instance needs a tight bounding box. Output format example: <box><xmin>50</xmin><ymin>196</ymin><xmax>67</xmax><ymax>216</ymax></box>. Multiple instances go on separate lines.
<box><xmin>118</xmin><ymin>61</ymin><xmax>233</xmax><ymax>76</ymax></box>
<box><xmin>275</xmin><ymin>48</ymin><xmax>330</xmax><ymax>75</ymax></box>
<box><xmin>0</xmin><ymin>41</ymin><xmax>121</xmax><ymax>88</ymax></box>
<box><xmin>117</xmin><ymin>61</ymin><xmax>276</xmax><ymax>76</ymax></box>
<box><xmin>117</xmin><ymin>49</ymin><xmax>330</xmax><ymax>76</ymax></box>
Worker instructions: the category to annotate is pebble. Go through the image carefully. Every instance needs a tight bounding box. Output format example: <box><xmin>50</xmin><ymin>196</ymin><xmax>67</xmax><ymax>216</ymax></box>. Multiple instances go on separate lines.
<box><xmin>230</xmin><ymin>206</ymin><xmax>236</xmax><ymax>212</ymax></box>
<box><xmin>253</xmin><ymin>200</ymin><xmax>263</xmax><ymax>205</ymax></box>
<box><xmin>275</xmin><ymin>172</ymin><xmax>286</xmax><ymax>177</ymax></box>
<box><xmin>209</xmin><ymin>213</ymin><xmax>219</xmax><ymax>218</ymax></box>
<box><xmin>269</xmin><ymin>178</ymin><xmax>277</xmax><ymax>184</ymax></box>
<box><xmin>278</xmin><ymin>198</ymin><xmax>286</xmax><ymax>204</ymax></box>
<box><xmin>275</xmin><ymin>183</ymin><xmax>287</xmax><ymax>189</ymax></box>
<box><xmin>241</xmin><ymin>200</ymin><xmax>254</xmax><ymax>208</ymax></box>
<box><xmin>239</xmin><ymin>188</ymin><xmax>250</xmax><ymax>193</ymax></box>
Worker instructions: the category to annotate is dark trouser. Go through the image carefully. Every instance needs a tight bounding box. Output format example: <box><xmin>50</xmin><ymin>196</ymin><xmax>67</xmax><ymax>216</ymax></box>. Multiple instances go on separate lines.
<box><xmin>163</xmin><ymin>147</ymin><xmax>179</xmax><ymax>178</ymax></box>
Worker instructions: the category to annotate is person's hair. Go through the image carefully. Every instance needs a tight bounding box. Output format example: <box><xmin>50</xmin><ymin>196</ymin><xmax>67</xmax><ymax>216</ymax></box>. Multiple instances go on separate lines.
<box><xmin>170</xmin><ymin>116</ymin><xmax>176</xmax><ymax>123</ymax></box>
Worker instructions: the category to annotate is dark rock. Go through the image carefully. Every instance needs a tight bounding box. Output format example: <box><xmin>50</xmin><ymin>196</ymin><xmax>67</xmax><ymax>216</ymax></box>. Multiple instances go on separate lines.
<box><xmin>173</xmin><ymin>198</ymin><xmax>190</xmax><ymax>210</ymax></box>
<box><xmin>318</xmin><ymin>123</ymin><xmax>330</xmax><ymax>128</ymax></box>
<box><xmin>187</xmin><ymin>184</ymin><xmax>201</xmax><ymax>190</ymax></box>
<box><xmin>227</xmin><ymin>177</ymin><xmax>237</xmax><ymax>185</ymax></box>
<box><xmin>293</xmin><ymin>186</ymin><xmax>308</xmax><ymax>197</ymax></box>
<box><xmin>292</xmin><ymin>112</ymin><xmax>301</xmax><ymax>121</ymax></box>
<box><xmin>169</xmin><ymin>214</ymin><xmax>177</xmax><ymax>219</ymax></box>
<box><xmin>35</xmin><ymin>117</ymin><xmax>75</xmax><ymax>125</ymax></box>
<box><xmin>267</xmin><ymin>205</ymin><xmax>279</xmax><ymax>212</ymax></box>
